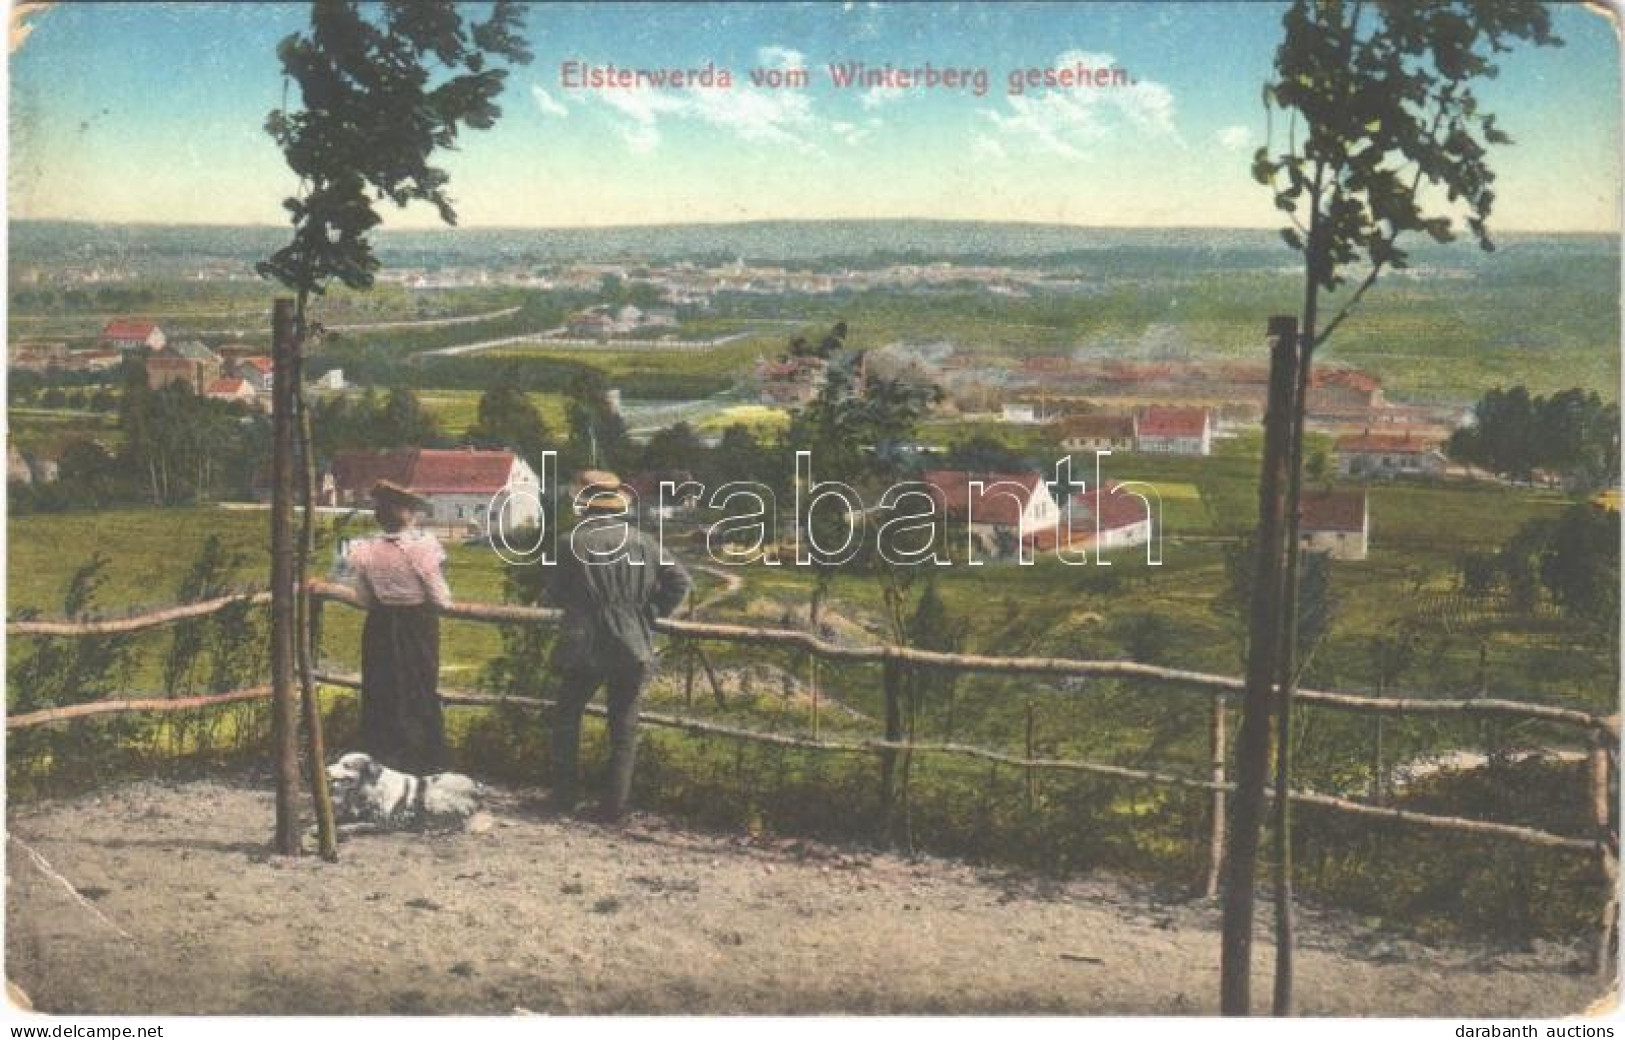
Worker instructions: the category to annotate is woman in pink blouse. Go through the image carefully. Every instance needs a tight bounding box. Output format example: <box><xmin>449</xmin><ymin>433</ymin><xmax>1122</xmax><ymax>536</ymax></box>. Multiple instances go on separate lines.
<box><xmin>345</xmin><ymin>480</ymin><xmax>453</xmax><ymax>774</ymax></box>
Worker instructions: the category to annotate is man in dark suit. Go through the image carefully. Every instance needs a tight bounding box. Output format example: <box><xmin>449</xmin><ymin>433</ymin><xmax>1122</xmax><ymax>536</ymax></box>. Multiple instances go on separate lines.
<box><xmin>546</xmin><ymin>470</ymin><xmax>692</xmax><ymax>821</ymax></box>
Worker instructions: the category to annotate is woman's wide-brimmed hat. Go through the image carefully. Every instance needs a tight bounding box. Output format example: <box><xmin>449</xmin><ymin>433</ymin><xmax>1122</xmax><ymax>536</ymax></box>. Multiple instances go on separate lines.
<box><xmin>572</xmin><ymin>469</ymin><xmax>631</xmax><ymax>513</ymax></box>
<box><xmin>371</xmin><ymin>479</ymin><xmax>427</xmax><ymax>510</ymax></box>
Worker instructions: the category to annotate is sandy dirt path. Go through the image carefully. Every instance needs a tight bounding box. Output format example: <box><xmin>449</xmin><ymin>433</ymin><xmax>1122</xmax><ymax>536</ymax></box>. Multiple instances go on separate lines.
<box><xmin>5</xmin><ymin>776</ymin><xmax>1614</xmax><ymax>1016</ymax></box>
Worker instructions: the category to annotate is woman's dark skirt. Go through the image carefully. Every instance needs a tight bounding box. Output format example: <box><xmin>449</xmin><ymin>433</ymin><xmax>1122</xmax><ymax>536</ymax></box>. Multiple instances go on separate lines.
<box><xmin>360</xmin><ymin>604</ymin><xmax>446</xmax><ymax>775</ymax></box>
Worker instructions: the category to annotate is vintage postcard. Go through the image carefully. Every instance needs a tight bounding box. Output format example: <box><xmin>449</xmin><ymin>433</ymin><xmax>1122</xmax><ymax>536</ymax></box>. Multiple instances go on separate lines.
<box><xmin>4</xmin><ymin>0</ymin><xmax>1620</xmax><ymax>1028</ymax></box>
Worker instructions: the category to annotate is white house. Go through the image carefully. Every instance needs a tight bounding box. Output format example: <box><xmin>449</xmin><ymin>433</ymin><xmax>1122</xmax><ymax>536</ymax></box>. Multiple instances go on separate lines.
<box><xmin>1135</xmin><ymin>406</ymin><xmax>1211</xmax><ymax>455</ymax></box>
<box><xmin>100</xmin><ymin>319</ymin><xmax>166</xmax><ymax>353</ymax></box>
<box><xmin>1001</xmin><ymin>403</ymin><xmax>1041</xmax><ymax>425</ymax></box>
<box><xmin>1025</xmin><ymin>484</ymin><xmax>1153</xmax><ymax>555</ymax></box>
<box><xmin>923</xmin><ymin>469</ymin><xmax>1060</xmax><ymax>558</ymax></box>
<box><xmin>1299</xmin><ymin>489</ymin><xmax>1369</xmax><ymax>561</ymax></box>
<box><xmin>1334</xmin><ymin>431</ymin><xmax>1447</xmax><ymax>479</ymax></box>
<box><xmin>325</xmin><ymin>447</ymin><xmax>542</xmax><ymax>537</ymax></box>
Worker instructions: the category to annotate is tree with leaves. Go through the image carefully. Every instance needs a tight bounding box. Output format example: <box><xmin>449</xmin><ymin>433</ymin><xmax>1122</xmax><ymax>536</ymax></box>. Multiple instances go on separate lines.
<box><xmin>1233</xmin><ymin>0</ymin><xmax>1560</xmax><ymax>1015</ymax></box>
<box><xmin>465</xmin><ymin>381</ymin><xmax>554</xmax><ymax>471</ymax></box>
<box><xmin>257</xmin><ymin>0</ymin><xmax>531</xmax><ymax>857</ymax></box>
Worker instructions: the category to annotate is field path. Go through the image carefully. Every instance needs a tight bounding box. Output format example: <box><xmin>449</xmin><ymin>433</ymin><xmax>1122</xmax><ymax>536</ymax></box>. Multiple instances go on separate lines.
<box><xmin>5</xmin><ymin>776</ymin><xmax>1611</xmax><ymax>1016</ymax></box>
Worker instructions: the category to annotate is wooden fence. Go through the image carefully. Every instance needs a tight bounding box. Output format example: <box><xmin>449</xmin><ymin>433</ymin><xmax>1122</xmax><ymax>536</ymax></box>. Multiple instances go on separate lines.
<box><xmin>7</xmin><ymin>581</ymin><xmax>1618</xmax><ymax>964</ymax></box>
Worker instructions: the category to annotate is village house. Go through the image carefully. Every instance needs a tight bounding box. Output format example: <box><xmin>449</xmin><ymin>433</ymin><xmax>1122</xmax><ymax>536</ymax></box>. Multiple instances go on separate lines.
<box><xmin>167</xmin><ymin>341</ymin><xmax>222</xmax><ymax>385</ymax></box>
<box><xmin>1298</xmin><ymin>488</ymin><xmax>1369</xmax><ymax>561</ymax></box>
<box><xmin>145</xmin><ymin>356</ymin><xmax>209</xmax><ymax>393</ymax></box>
<box><xmin>922</xmin><ymin>469</ymin><xmax>1060</xmax><ymax>558</ymax></box>
<box><xmin>232</xmin><ymin>356</ymin><xmax>275</xmax><ymax>394</ymax></box>
<box><xmin>1000</xmin><ymin>401</ymin><xmax>1058</xmax><ymax>425</ymax></box>
<box><xmin>72</xmin><ymin>348</ymin><xmax>123</xmax><ymax>373</ymax></box>
<box><xmin>9</xmin><ymin>342</ymin><xmax>70</xmax><ymax>372</ymax></box>
<box><xmin>8</xmin><ymin>446</ymin><xmax>34</xmax><ymax>484</ymax></box>
<box><xmin>204</xmin><ymin>377</ymin><xmax>259</xmax><ymax>407</ymax></box>
<box><xmin>100</xmin><ymin>319</ymin><xmax>166</xmax><ymax>353</ymax></box>
<box><xmin>323</xmin><ymin>447</ymin><xmax>543</xmax><ymax>537</ymax></box>
<box><xmin>310</xmin><ymin>368</ymin><xmax>348</xmax><ymax>391</ymax></box>
<box><xmin>1333</xmin><ymin>431</ymin><xmax>1447</xmax><ymax>479</ymax></box>
<box><xmin>1059</xmin><ymin>414</ymin><xmax>1137</xmax><ymax>453</ymax></box>
<box><xmin>1308</xmin><ymin>369</ymin><xmax>1385</xmax><ymax>414</ymax></box>
<box><xmin>1024</xmin><ymin>483</ymin><xmax>1154</xmax><ymax>555</ymax></box>
<box><xmin>1135</xmin><ymin>406</ymin><xmax>1212</xmax><ymax>455</ymax></box>
<box><xmin>566</xmin><ymin>308</ymin><xmax>619</xmax><ymax>339</ymax></box>
<box><xmin>756</xmin><ymin>355</ymin><xmax>828</xmax><ymax>407</ymax></box>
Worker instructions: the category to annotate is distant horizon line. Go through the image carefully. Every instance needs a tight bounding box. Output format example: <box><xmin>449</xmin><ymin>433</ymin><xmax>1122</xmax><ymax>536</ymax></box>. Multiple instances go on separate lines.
<box><xmin>10</xmin><ymin>216</ymin><xmax>1617</xmax><ymax>238</ymax></box>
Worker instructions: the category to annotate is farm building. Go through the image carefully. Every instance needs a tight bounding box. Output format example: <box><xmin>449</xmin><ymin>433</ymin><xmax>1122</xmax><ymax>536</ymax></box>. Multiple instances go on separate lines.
<box><xmin>922</xmin><ymin>469</ymin><xmax>1060</xmax><ymax>558</ymax></box>
<box><xmin>100</xmin><ymin>319</ymin><xmax>166</xmax><ymax>353</ymax></box>
<box><xmin>145</xmin><ymin>356</ymin><xmax>210</xmax><ymax>393</ymax></box>
<box><xmin>1298</xmin><ymin>489</ymin><xmax>1369</xmax><ymax>561</ymax></box>
<box><xmin>232</xmin><ymin>356</ymin><xmax>275</xmax><ymax>394</ymax></box>
<box><xmin>324</xmin><ymin>447</ymin><xmax>543</xmax><ymax>538</ymax></box>
<box><xmin>1334</xmin><ymin>431</ymin><xmax>1447</xmax><ymax>479</ymax></box>
<box><xmin>1059</xmin><ymin>414</ymin><xmax>1136</xmax><ymax>453</ymax></box>
<box><xmin>1135</xmin><ymin>406</ymin><xmax>1211</xmax><ymax>455</ymax></box>
<box><xmin>165</xmin><ymin>341</ymin><xmax>221</xmax><ymax>385</ymax></box>
<box><xmin>1024</xmin><ymin>483</ymin><xmax>1154</xmax><ymax>555</ymax></box>
<box><xmin>1308</xmin><ymin>368</ymin><xmax>1385</xmax><ymax>413</ymax></box>
<box><xmin>204</xmin><ymin>377</ymin><xmax>258</xmax><ymax>406</ymax></box>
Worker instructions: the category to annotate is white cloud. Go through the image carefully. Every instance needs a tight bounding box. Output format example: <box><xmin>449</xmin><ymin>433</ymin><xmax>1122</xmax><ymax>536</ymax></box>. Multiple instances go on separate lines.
<box><xmin>591</xmin><ymin>71</ymin><xmax>820</xmax><ymax>154</ymax></box>
<box><xmin>832</xmin><ymin>118</ymin><xmax>884</xmax><ymax>147</ymax></box>
<box><xmin>531</xmin><ymin>85</ymin><xmax>569</xmax><ymax>119</ymax></box>
<box><xmin>757</xmin><ymin>45</ymin><xmax>806</xmax><ymax>71</ymax></box>
<box><xmin>984</xmin><ymin>50</ymin><xmax>1181</xmax><ymax>159</ymax></box>
<box><xmin>1217</xmin><ymin>125</ymin><xmax>1252</xmax><ymax>151</ymax></box>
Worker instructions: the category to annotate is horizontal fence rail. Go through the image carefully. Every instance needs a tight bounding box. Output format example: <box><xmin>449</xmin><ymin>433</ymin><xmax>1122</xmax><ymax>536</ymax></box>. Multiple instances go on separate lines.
<box><xmin>7</xmin><ymin>581</ymin><xmax>1616</xmax><ymax>864</ymax></box>
<box><xmin>7</xmin><ymin>591</ymin><xmax>272</xmax><ymax>638</ymax></box>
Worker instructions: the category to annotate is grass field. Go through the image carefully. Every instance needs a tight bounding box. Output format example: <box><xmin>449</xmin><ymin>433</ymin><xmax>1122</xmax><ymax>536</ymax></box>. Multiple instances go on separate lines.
<box><xmin>409</xmin><ymin>390</ymin><xmax>570</xmax><ymax>438</ymax></box>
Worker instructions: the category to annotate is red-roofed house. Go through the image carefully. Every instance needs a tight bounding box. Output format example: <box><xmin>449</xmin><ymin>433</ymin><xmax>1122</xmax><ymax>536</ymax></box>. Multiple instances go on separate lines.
<box><xmin>1025</xmin><ymin>484</ymin><xmax>1153</xmax><ymax>555</ymax></box>
<box><xmin>204</xmin><ymin>377</ymin><xmax>258</xmax><ymax>405</ymax></box>
<box><xmin>324</xmin><ymin>447</ymin><xmax>542</xmax><ymax>536</ymax></box>
<box><xmin>1333</xmin><ymin>431</ymin><xmax>1446</xmax><ymax>479</ymax></box>
<box><xmin>1299</xmin><ymin>489</ymin><xmax>1368</xmax><ymax>560</ymax></box>
<box><xmin>1309</xmin><ymin>368</ymin><xmax>1385</xmax><ymax>412</ymax></box>
<box><xmin>100</xmin><ymin>319</ymin><xmax>166</xmax><ymax>353</ymax></box>
<box><xmin>1135</xmin><ymin>407</ymin><xmax>1211</xmax><ymax>455</ymax></box>
<box><xmin>922</xmin><ymin>469</ymin><xmax>1059</xmax><ymax>558</ymax></box>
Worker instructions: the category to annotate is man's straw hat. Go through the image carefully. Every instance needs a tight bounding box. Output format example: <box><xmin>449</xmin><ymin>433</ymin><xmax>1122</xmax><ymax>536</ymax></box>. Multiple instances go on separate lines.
<box><xmin>572</xmin><ymin>469</ymin><xmax>630</xmax><ymax>513</ymax></box>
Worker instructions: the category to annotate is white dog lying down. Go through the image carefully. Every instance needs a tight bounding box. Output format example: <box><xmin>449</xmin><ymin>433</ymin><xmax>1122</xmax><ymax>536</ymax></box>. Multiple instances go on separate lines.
<box><xmin>326</xmin><ymin>751</ymin><xmax>483</xmax><ymax>831</ymax></box>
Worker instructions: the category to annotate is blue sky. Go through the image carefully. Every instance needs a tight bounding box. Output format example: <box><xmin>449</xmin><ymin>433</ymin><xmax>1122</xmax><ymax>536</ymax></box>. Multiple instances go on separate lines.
<box><xmin>8</xmin><ymin>1</ymin><xmax>1619</xmax><ymax>230</ymax></box>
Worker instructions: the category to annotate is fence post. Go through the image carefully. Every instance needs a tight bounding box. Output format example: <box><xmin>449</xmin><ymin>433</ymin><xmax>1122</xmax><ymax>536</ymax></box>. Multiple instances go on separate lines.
<box><xmin>1025</xmin><ymin>700</ymin><xmax>1037</xmax><ymax>815</ymax></box>
<box><xmin>269</xmin><ymin>298</ymin><xmax>302</xmax><ymax>856</ymax></box>
<box><xmin>1204</xmin><ymin>698</ymin><xmax>1227</xmax><ymax>898</ymax></box>
<box><xmin>880</xmin><ymin>656</ymin><xmax>903</xmax><ymax>841</ymax></box>
<box><xmin>1590</xmin><ymin>723</ymin><xmax>1618</xmax><ymax>975</ymax></box>
<box><xmin>1220</xmin><ymin>315</ymin><xmax>1299</xmax><ymax>1016</ymax></box>
<box><xmin>810</xmin><ymin>654</ymin><xmax>821</xmax><ymax>741</ymax></box>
